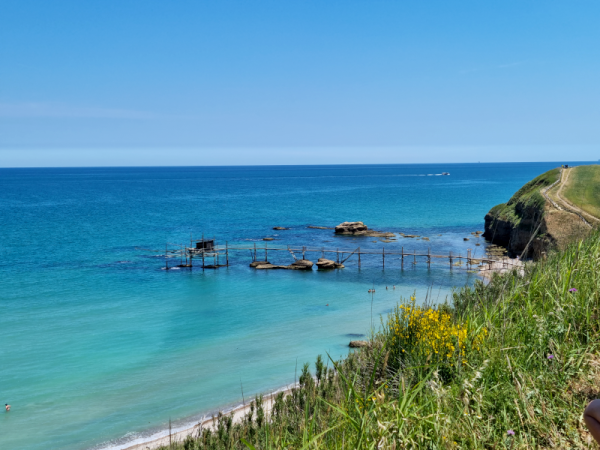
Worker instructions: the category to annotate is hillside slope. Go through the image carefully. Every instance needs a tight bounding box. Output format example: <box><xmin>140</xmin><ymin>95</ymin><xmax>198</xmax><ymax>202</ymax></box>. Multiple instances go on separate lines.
<box><xmin>483</xmin><ymin>167</ymin><xmax>592</xmax><ymax>257</ymax></box>
<box><xmin>561</xmin><ymin>165</ymin><xmax>600</xmax><ymax>223</ymax></box>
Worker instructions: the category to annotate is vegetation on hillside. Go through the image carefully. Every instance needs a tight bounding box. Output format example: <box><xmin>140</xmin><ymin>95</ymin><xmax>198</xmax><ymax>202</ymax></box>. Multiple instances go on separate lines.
<box><xmin>488</xmin><ymin>168</ymin><xmax>560</xmax><ymax>227</ymax></box>
<box><xmin>563</xmin><ymin>165</ymin><xmax>600</xmax><ymax>220</ymax></box>
<box><xmin>165</xmin><ymin>231</ymin><xmax>600</xmax><ymax>449</ymax></box>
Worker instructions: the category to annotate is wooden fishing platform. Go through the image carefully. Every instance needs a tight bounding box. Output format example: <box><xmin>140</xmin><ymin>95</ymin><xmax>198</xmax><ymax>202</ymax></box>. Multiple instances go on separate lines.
<box><xmin>162</xmin><ymin>236</ymin><xmax>520</xmax><ymax>272</ymax></box>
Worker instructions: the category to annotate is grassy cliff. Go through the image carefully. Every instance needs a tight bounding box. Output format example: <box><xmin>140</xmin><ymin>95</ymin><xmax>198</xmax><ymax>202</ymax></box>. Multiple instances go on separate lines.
<box><xmin>486</xmin><ymin>168</ymin><xmax>560</xmax><ymax>228</ymax></box>
<box><xmin>483</xmin><ymin>168</ymin><xmax>592</xmax><ymax>257</ymax></box>
<box><xmin>164</xmin><ymin>233</ymin><xmax>600</xmax><ymax>450</ymax></box>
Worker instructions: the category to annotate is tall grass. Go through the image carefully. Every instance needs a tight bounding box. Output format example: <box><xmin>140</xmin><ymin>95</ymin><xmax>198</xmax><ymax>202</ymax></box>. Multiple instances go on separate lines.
<box><xmin>166</xmin><ymin>233</ymin><xmax>600</xmax><ymax>449</ymax></box>
<box><xmin>562</xmin><ymin>165</ymin><xmax>600</xmax><ymax>219</ymax></box>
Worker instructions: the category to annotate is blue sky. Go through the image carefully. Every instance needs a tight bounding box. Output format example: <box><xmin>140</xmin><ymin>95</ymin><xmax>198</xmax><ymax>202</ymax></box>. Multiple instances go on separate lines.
<box><xmin>1</xmin><ymin>0</ymin><xmax>599</xmax><ymax>166</ymax></box>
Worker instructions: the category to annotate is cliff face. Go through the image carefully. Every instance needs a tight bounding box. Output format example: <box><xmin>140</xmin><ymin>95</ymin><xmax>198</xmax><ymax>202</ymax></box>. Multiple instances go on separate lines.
<box><xmin>483</xmin><ymin>203</ymin><xmax>549</xmax><ymax>258</ymax></box>
<box><xmin>483</xmin><ymin>169</ymin><xmax>560</xmax><ymax>258</ymax></box>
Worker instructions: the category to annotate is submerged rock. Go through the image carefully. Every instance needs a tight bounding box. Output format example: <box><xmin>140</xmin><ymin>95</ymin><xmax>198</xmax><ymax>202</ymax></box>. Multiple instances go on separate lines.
<box><xmin>273</xmin><ymin>227</ymin><xmax>289</xmax><ymax>230</ymax></box>
<box><xmin>307</xmin><ymin>225</ymin><xmax>330</xmax><ymax>229</ymax></box>
<box><xmin>263</xmin><ymin>237</ymin><xmax>275</xmax><ymax>241</ymax></box>
<box><xmin>349</xmin><ymin>340</ymin><xmax>369</xmax><ymax>348</ymax></box>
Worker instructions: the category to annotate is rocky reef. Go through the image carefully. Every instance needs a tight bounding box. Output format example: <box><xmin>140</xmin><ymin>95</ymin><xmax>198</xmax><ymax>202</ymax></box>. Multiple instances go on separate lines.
<box><xmin>249</xmin><ymin>259</ymin><xmax>314</xmax><ymax>270</ymax></box>
<box><xmin>315</xmin><ymin>258</ymin><xmax>344</xmax><ymax>270</ymax></box>
<box><xmin>334</xmin><ymin>221</ymin><xmax>395</xmax><ymax>238</ymax></box>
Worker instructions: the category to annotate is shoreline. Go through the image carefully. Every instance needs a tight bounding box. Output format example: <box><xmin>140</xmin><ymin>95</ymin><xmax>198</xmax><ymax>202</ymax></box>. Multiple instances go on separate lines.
<box><xmin>106</xmin><ymin>384</ymin><xmax>296</xmax><ymax>450</ymax></box>
<box><xmin>478</xmin><ymin>256</ymin><xmax>524</xmax><ymax>280</ymax></box>
<box><xmin>98</xmin><ymin>237</ymin><xmax>492</xmax><ymax>450</ymax></box>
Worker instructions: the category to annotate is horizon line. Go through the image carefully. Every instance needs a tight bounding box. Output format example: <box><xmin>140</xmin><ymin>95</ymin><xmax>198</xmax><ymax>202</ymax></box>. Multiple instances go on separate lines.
<box><xmin>1</xmin><ymin>160</ymin><xmax>598</xmax><ymax>170</ymax></box>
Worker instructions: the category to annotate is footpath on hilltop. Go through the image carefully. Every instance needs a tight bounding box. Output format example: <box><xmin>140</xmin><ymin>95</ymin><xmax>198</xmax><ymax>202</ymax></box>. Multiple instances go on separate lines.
<box><xmin>483</xmin><ymin>165</ymin><xmax>600</xmax><ymax>258</ymax></box>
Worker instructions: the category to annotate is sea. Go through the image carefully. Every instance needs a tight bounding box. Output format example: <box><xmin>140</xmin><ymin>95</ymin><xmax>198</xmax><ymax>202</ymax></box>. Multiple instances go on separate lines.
<box><xmin>0</xmin><ymin>162</ymin><xmax>590</xmax><ymax>450</ymax></box>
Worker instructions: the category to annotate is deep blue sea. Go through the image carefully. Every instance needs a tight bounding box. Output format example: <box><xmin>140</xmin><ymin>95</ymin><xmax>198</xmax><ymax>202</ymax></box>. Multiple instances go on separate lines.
<box><xmin>0</xmin><ymin>162</ymin><xmax>590</xmax><ymax>450</ymax></box>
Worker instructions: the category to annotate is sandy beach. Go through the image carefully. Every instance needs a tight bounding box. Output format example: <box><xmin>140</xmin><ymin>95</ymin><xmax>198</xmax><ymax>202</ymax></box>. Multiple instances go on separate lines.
<box><xmin>120</xmin><ymin>384</ymin><xmax>296</xmax><ymax>450</ymax></box>
<box><xmin>478</xmin><ymin>256</ymin><xmax>524</xmax><ymax>279</ymax></box>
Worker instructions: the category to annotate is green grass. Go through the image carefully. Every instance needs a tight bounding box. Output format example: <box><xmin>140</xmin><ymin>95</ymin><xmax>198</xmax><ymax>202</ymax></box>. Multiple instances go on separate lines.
<box><xmin>488</xmin><ymin>168</ymin><xmax>560</xmax><ymax>227</ymax></box>
<box><xmin>162</xmin><ymin>231</ymin><xmax>600</xmax><ymax>450</ymax></box>
<box><xmin>562</xmin><ymin>165</ymin><xmax>600</xmax><ymax>220</ymax></box>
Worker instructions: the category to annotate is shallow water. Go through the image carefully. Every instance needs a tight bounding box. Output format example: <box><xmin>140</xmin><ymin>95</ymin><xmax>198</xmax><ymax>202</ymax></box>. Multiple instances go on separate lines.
<box><xmin>0</xmin><ymin>162</ymin><xmax>588</xmax><ymax>449</ymax></box>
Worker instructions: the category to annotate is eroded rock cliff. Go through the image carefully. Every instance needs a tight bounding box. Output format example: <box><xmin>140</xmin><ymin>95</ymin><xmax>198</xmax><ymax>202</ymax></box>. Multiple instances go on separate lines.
<box><xmin>483</xmin><ymin>169</ymin><xmax>558</xmax><ymax>258</ymax></box>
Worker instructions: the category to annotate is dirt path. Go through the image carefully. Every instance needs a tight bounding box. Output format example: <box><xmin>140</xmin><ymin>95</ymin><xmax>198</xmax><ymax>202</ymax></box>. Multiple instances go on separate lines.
<box><xmin>541</xmin><ymin>168</ymin><xmax>562</xmax><ymax>210</ymax></box>
<box><xmin>553</xmin><ymin>168</ymin><xmax>598</xmax><ymax>227</ymax></box>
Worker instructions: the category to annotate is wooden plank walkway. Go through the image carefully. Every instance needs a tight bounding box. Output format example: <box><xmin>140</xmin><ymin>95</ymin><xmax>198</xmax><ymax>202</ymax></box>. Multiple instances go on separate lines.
<box><xmin>162</xmin><ymin>241</ymin><xmax>521</xmax><ymax>272</ymax></box>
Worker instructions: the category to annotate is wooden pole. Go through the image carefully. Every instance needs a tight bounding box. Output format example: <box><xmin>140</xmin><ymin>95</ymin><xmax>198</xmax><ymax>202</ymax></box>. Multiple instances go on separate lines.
<box><xmin>401</xmin><ymin>246</ymin><xmax>404</xmax><ymax>269</ymax></box>
<box><xmin>449</xmin><ymin>251</ymin><xmax>452</xmax><ymax>270</ymax></box>
<box><xmin>358</xmin><ymin>247</ymin><xmax>361</xmax><ymax>268</ymax></box>
<box><xmin>428</xmin><ymin>247</ymin><xmax>431</xmax><ymax>269</ymax></box>
<box><xmin>336</xmin><ymin>248</ymin><xmax>339</xmax><ymax>264</ymax></box>
<box><xmin>414</xmin><ymin>249</ymin><xmax>416</xmax><ymax>265</ymax></box>
<box><xmin>226</xmin><ymin>241</ymin><xmax>229</xmax><ymax>266</ymax></box>
<box><xmin>254</xmin><ymin>243</ymin><xmax>257</xmax><ymax>261</ymax></box>
<box><xmin>165</xmin><ymin>244</ymin><xmax>168</xmax><ymax>270</ymax></box>
<box><xmin>265</xmin><ymin>242</ymin><xmax>268</xmax><ymax>262</ymax></box>
<box><xmin>303</xmin><ymin>246</ymin><xmax>306</xmax><ymax>260</ymax></box>
<box><xmin>382</xmin><ymin>247</ymin><xmax>385</xmax><ymax>269</ymax></box>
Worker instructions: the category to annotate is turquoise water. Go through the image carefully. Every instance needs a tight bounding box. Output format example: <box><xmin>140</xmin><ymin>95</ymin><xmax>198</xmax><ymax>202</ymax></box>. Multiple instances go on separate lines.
<box><xmin>0</xmin><ymin>162</ymin><xmax>588</xmax><ymax>449</ymax></box>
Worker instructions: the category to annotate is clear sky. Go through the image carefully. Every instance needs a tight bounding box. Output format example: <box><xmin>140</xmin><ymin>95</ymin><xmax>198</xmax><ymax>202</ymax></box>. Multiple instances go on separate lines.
<box><xmin>1</xmin><ymin>0</ymin><xmax>599</xmax><ymax>166</ymax></box>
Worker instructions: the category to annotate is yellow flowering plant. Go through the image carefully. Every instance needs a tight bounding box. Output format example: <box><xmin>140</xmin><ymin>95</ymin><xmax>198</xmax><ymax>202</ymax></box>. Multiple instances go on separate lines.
<box><xmin>386</xmin><ymin>296</ymin><xmax>487</xmax><ymax>371</ymax></box>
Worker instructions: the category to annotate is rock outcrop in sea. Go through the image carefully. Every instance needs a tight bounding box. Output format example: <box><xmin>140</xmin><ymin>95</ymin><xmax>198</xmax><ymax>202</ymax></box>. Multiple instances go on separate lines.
<box><xmin>348</xmin><ymin>340</ymin><xmax>369</xmax><ymax>348</ymax></box>
<box><xmin>334</xmin><ymin>221</ymin><xmax>395</xmax><ymax>238</ymax></box>
<box><xmin>287</xmin><ymin>259</ymin><xmax>314</xmax><ymax>270</ymax></box>
<box><xmin>250</xmin><ymin>259</ymin><xmax>314</xmax><ymax>270</ymax></box>
<box><xmin>315</xmin><ymin>258</ymin><xmax>344</xmax><ymax>270</ymax></box>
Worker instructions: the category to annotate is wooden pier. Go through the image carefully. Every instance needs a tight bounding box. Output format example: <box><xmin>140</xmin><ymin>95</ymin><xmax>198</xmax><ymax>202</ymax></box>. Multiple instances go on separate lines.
<box><xmin>163</xmin><ymin>238</ymin><xmax>520</xmax><ymax>273</ymax></box>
